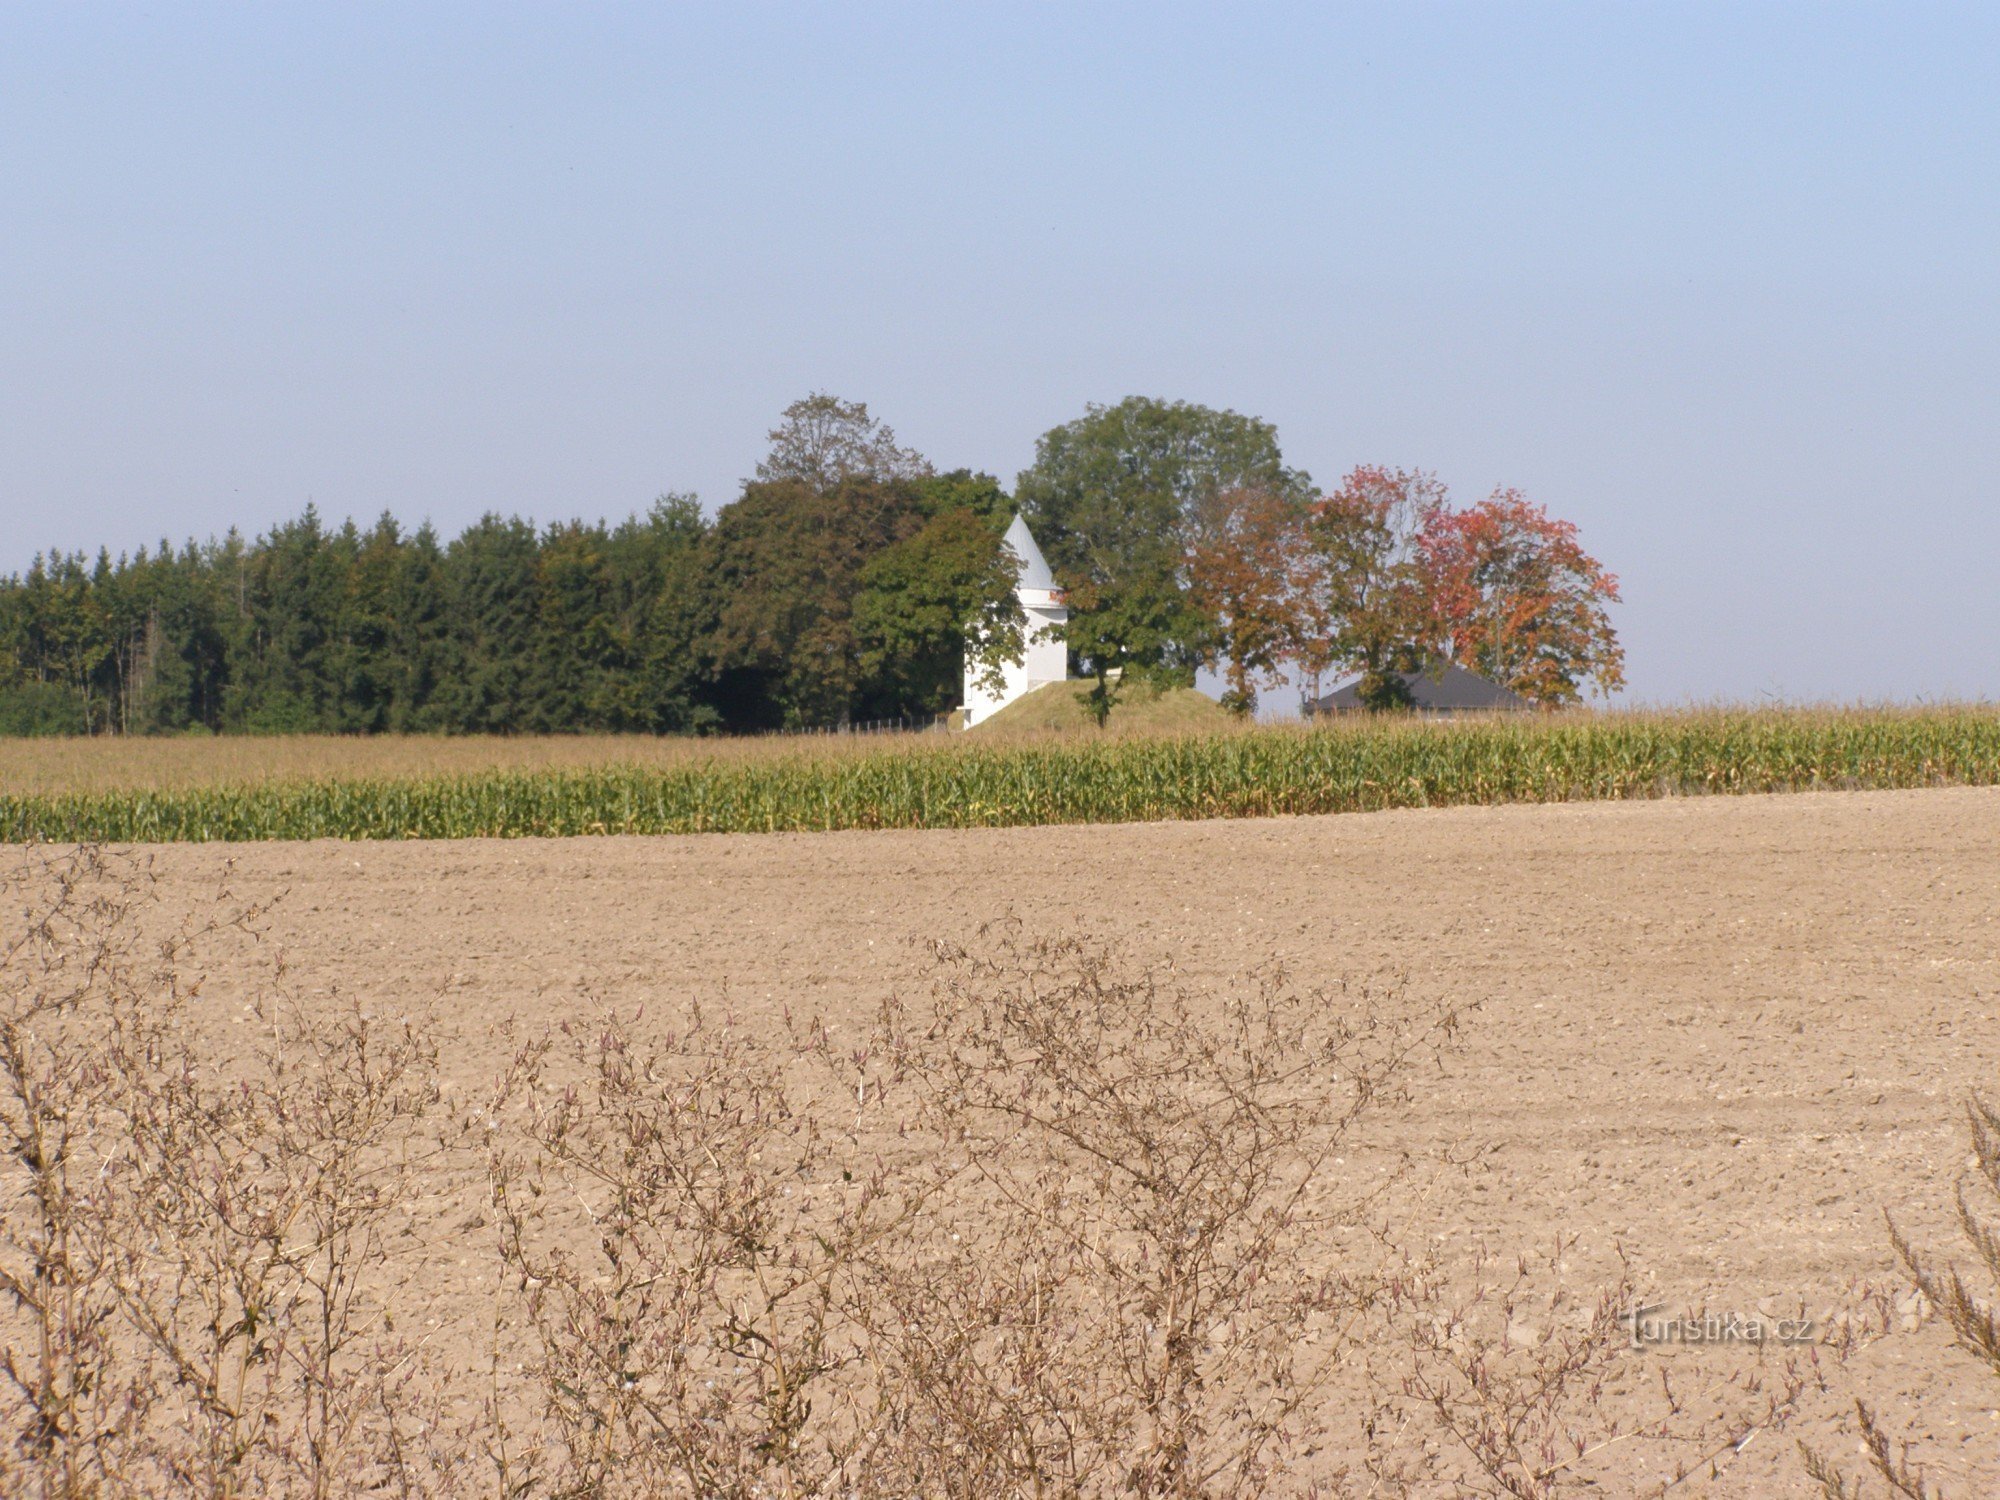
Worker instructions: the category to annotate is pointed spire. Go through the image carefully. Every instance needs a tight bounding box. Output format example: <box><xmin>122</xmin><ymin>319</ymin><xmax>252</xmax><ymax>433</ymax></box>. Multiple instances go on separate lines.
<box><xmin>1003</xmin><ymin>513</ymin><xmax>1058</xmax><ymax>594</ymax></box>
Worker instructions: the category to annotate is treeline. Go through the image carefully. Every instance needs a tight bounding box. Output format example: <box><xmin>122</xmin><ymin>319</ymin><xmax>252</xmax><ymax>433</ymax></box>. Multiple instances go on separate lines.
<box><xmin>0</xmin><ymin>393</ymin><xmax>1625</xmax><ymax>736</ymax></box>
<box><xmin>0</xmin><ymin>398</ymin><xmax>1018</xmax><ymax>736</ymax></box>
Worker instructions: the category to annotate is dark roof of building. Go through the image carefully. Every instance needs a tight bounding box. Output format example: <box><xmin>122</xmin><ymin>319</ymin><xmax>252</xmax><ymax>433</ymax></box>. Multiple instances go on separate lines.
<box><xmin>1309</xmin><ymin>662</ymin><xmax>1531</xmax><ymax>714</ymax></box>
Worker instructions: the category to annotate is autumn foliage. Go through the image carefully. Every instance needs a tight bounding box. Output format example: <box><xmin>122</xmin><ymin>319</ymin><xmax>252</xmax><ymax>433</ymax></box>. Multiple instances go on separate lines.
<box><xmin>1297</xmin><ymin>467</ymin><xmax>1441</xmax><ymax>709</ymax></box>
<box><xmin>1182</xmin><ymin>466</ymin><xmax>1623</xmax><ymax>713</ymax></box>
<box><xmin>1185</xmin><ymin>486</ymin><xmax>1321</xmax><ymax>715</ymax></box>
<box><xmin>1414</xmin><ymin>488</ymin><xmax>1625</xmax><ymax>707</ymax></box>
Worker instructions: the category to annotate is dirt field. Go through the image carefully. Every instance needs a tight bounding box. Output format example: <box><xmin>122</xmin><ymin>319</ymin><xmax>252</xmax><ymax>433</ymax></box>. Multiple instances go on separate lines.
<box><xmin>17</xmin><ymin>785</ymin><xmax>2000</xmax><ymax>1493</ymax></box>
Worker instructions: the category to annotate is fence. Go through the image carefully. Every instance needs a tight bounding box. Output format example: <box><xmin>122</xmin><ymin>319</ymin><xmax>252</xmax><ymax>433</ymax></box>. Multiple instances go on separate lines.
<box><xmin>761</xmin><ymin>712</ymin><xmax>954</xmax><ymax>738</ymax></box>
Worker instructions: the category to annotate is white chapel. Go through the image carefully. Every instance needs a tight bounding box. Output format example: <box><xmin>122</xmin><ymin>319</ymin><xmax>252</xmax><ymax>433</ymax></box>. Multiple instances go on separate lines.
<box><xmin>961</xmin><ymin>514</ymin><xmax>1069</xmax><ymax>727</ymax></box>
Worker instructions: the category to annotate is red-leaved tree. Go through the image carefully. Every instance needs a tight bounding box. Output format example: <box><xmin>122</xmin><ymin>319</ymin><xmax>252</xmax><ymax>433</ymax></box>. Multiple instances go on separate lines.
<box><xmin>1414</xmin><ymin>489</ymin><xmax>1624</xmax><ymax>706</ymax></box>
<box><xmin>1186</xmin><ymin>484</ymin><xmax>1320</xmax><ymax>715</ymax></box>
<box><xmin>1295</xmin><ymin>467</ymin><xmax>1447</xmax><ymax>709</ymax></box>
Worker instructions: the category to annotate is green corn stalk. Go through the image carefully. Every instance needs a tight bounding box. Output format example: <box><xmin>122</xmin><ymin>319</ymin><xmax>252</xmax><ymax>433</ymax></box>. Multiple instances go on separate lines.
<box><xmin>3</xmin><ymin>708</ymin><xmax>1996</xmax><ymax>843</ymax></box>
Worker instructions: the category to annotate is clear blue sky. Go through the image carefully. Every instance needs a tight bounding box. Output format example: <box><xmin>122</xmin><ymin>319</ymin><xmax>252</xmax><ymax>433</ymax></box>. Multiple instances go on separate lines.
<box><xmin>4</xmin><ymin>3</ymin><xmax>1994</xmax><ymax>704</ymax></box>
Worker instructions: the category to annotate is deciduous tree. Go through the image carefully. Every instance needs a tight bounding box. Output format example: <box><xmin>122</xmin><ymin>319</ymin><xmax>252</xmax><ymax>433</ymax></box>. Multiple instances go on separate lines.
<box><xmin>755</xmin><ymin>392</ymin><xmax>931</xmax><ymax>491</ymax></box>
<box><xmin>704</xmin><ymin>476</ymin><xmax>931</xmax><ymax>728</ymax></box>
<box><xmin>1016</xmin><ymin>397</ymin><xmax>1311</xmax><ymax>716</ymax></box>
<box><xmin>853</xmin><ymin>506</ymin><xmax>1022</xmax><ymax>720</ymax></box>
<box><xmin>1185</xmin><ymin>484</ymin><xmax>1316</xmax><ymax>716</ymax></box>
<box><xmin>1414</xmin><ymin>488</ymin><xmax>1624</xmax><ymax>706</ymax></box>
<box><xmin>1297</xmin><ymin>467</ymin><xmax>1446</xmax><ymax>710</ymax></box>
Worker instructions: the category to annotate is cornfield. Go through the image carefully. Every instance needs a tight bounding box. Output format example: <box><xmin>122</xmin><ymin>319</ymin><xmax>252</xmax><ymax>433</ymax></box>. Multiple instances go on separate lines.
<box><xmin>3</xmin><ymin>707</ymin><xmax>1996</xmax><ymax>842</ymax></box>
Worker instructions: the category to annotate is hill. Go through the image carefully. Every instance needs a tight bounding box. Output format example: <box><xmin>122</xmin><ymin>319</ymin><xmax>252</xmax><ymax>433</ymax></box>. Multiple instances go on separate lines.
<box><xmin>968</xmin><ymin>678</ymin><xmax>1232</xmax><ymax>738</ymax></box>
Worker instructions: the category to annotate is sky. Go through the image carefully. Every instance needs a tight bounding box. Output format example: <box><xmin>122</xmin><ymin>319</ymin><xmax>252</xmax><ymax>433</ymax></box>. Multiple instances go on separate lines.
<box><xmin>3</xmin><ymin>2</ymin><xmax>1995</xmax><ymax>705</ymax></box>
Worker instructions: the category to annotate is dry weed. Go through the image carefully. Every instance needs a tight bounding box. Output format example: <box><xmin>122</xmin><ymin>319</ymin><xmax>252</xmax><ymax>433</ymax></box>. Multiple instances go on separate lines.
<box><xmin>1802</xmin><ymin>1094</ymin><xmax>2000</xmax><ymax>1500</ymax></box>
<box><xmin>0</xmin><ymin>848</ymin><xmax>455</xmax><ymax>1498</ymax></box>
<box><xmin>858</xmin><ymin>930</ymin><xmax>1464</xmax><ymax>1497</ymax></box>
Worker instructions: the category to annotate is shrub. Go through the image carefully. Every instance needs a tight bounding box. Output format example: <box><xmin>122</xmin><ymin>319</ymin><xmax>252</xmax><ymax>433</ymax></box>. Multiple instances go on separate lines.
<box><xmin>0</xmin><ymin>683</ymin><xmax>86</xmax><ymax>738</ymax></box>
<box><xmin>0</xmin><ymin>848</ymin><xmax>455</xmax><ymax>1497</ymax></box>
<box><xmin>859</xmin><ymin>932</ymin><xmax>1465</xmax><ymax>1496</ymax></box>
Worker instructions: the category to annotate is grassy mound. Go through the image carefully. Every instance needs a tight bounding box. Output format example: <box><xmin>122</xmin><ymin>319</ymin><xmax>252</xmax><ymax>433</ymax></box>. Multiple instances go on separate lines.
<box><xmin>971</xmin><ymin>679</ymin><xmax>1232</xmax><ymax>738</ymax></box>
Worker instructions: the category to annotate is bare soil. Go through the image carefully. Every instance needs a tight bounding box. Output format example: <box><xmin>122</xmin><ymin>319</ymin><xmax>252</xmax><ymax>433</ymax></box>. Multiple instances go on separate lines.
<box><xmin>34</xmin><ymin>786</ymin><xmax>2000</xmax><ymax>1493</ymax></box>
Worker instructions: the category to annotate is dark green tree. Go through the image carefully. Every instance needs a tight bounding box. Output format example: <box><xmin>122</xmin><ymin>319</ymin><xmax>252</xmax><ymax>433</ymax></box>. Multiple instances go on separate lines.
<box><xmin>705</xmin><ymin>477</ymin><xmax>930</xmax><ymax>729</ymax></box>
<box><xmin>911</xmin><ymin>468</ymin><xmax>1012</xmax><ymax>529</ymax></box>
<box><xmin>109</xmin><ymin>538</ymin><xmax>229</xmax><ymax>733</ymax></box>
<box><xmin>530</xmin><ymin>521</ymin><xmax>624</xmax><ymax>731</ymax></box>
<box><xmin>617</xmin><ymin>496</ymin><xmax>718</xmax><ymax>733</ymax></box>
<box><xmin>853</xmin><ymin>505</ymin><xmax>1020</xmax><ymax>720</ymax></box>
<box><xmin>384</xmin><ymin>523</ymin><xmax>456</xmax><ymax>731</ymax></box>
<box><xmin>436</xmin><ymin>514</ymin><xmax>541</xmax><ymax>732</ymax></box>
<box><xmin>224</xmin><ymin>506</ymin><xmax>357</xmax><ymax>732</ymax></box>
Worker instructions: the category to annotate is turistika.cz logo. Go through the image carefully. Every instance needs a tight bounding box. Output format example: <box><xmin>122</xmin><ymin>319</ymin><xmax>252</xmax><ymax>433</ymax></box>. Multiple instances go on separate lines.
<box><xmin>1623</xmin><ymin>1303</ymin><xmax>1815</xmax><ymax>1350</ymax></box>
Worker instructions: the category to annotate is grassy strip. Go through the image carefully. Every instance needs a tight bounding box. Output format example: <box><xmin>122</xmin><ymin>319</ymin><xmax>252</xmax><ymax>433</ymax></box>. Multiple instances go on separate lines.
<box><xmin>3</xmin><ymin>709</ymin><xmax>1997</xmax><ymax>842</ymax></box>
